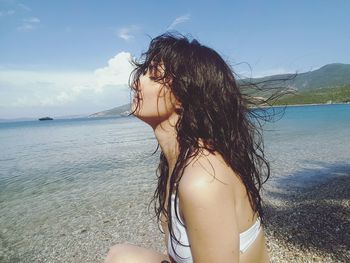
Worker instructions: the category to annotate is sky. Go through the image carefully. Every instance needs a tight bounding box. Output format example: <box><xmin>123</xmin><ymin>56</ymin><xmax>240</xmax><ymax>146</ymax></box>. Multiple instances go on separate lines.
<box><xmin>1</xmin><ymin>0</ymin><xmax>349</xmax><ymax>119</ymax></box>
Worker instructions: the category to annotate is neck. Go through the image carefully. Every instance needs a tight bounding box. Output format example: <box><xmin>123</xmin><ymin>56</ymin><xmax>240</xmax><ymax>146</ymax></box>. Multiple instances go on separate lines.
<box><xmin>153</xmin><ymin>113</ymin><xmax>179</xmax><ymax>174</ymax></box>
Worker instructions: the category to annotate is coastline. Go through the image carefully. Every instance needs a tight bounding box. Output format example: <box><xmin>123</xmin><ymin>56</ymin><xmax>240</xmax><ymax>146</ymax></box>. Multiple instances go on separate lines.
<box><xmin>258</xmin><ymin>101</ymin><xmax>350</xmax><ymax>109</ymax></box>
<box><xmin>271</xmin><ymin>102</ymin><xmax>350</xmax><ymax>108</ymax></box>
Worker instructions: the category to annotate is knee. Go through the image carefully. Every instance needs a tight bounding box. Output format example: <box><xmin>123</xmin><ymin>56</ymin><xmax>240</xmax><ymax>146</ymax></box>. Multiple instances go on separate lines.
<box><xmin>104</xmin><ymin>243</ymin><xmax>134</xmax><ymax>263</ymax></box>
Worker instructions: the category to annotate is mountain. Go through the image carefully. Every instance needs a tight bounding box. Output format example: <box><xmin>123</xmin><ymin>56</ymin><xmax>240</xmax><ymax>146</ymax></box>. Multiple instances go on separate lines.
<box><xmin>91</xmin><ymin>63</ymin><xmax>350</xmax><ymax>117</ymax></box>
<box><xmin>247</xmin><ymin>63</ymin><xmax>350</xmax><ymax>91</ymax></box>
<box><xmin>89</xmin><ymin>103</ymin><xmax>131</xmax><ymax>118</ymax></box>
<box><xmin>274</xmin><ymin>84</ymin><xmax>350</xmax><ymax>105</ymax></box>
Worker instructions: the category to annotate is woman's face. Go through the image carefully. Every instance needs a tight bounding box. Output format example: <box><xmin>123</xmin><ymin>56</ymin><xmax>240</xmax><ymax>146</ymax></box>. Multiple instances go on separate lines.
<box><xmin>132</xmin><ymin>64</ymin><xmax>179</xmax><ymax>128</ymax></box>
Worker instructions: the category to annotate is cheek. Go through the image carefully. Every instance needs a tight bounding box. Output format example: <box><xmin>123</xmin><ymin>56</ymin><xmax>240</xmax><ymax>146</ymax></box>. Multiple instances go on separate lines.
<box><xmin>155</xmin><ymin>88</ymin><xmax>175</xmax><ymax>114</ymax></box>
<box><xmin>143</xmin><ymin>88</ymin><xmax>175</xmax><ymax>116</ymax></box>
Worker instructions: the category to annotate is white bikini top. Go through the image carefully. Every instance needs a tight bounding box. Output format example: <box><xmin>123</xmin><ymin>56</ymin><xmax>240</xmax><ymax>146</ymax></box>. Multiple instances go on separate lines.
<box><xmin>167</xmin><ymin>194</ymin><xmax>261</xmax><ymax>263</ymax></box>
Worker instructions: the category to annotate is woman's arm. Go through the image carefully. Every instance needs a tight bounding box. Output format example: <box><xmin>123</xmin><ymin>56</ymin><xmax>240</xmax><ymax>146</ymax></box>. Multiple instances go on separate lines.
<box><xmin>178</xmin><ymin>156</ymin><xmax>240</xmax><ymax>263</ymax></box>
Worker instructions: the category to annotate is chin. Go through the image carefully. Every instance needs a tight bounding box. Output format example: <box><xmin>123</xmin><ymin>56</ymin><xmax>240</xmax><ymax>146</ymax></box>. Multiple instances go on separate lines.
<box><xmin>134</xmin><ymin>113</ymin><xmax>163</xmax><ymax>129</ymax></box>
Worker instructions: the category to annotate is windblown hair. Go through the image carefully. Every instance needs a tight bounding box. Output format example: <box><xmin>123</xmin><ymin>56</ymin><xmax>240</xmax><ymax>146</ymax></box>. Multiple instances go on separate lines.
<box><xmin>130</xmin><ymin>32</ymin><xmax>279</xmax><ymax>254</ymax></box>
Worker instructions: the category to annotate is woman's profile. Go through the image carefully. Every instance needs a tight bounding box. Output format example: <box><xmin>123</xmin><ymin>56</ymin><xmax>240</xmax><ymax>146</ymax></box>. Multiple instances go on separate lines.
<box><xmin>105</xmin><ymin>33</ymin><xmax>271</xmax><ymax>263</ymax></box>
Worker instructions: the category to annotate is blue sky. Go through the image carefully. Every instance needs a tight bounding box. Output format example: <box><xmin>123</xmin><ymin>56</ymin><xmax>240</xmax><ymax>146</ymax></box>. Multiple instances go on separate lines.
<box><xmin>1</xmin><ymin>0</ymin><xmax>349</xmax><ymax>119</ymax></box>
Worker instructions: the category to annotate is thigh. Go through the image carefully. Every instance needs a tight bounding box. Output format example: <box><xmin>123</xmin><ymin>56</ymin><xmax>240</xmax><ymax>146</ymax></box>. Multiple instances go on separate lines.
<box><xmin>104</xmin><ymin>243</ymin><xmax>172</xmax><ymax>263</ymax></box>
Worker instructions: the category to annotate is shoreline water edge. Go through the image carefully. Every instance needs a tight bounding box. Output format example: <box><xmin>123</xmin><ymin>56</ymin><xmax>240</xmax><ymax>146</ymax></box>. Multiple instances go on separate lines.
<box><xmin>0</xmin><ymin>104</ymin><xmax>349</xmax><ymax>263</ymax></box>
<box><xmin>1</xmin><ymin>101</ymin><xmax>350</xmax><ymax>123</ymax></box>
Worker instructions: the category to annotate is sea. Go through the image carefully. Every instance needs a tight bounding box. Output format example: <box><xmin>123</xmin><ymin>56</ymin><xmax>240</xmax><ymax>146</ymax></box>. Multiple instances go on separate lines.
<box><xmin>0</xmin><ymin>103</ymin><xmax>350</xmax><ymax>261</ymax></box>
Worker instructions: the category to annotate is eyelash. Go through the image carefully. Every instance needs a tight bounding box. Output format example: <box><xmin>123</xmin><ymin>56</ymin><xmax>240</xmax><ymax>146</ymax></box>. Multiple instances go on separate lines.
<box><xmin>147</xmin><ymin>65</ymin><xmax>160</xmax><ymax>80</ymax></box>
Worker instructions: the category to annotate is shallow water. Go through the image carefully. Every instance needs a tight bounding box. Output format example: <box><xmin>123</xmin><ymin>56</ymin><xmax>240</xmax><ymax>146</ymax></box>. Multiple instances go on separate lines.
<box><xmin>263</xmin><ymin>104</ymin><xmax>350</xmax><ymax>189</ymax></box>
<box><xmin>0</xmin><ymin>104</ymin><xmax>349</xmax><ymax>261</ymax></box>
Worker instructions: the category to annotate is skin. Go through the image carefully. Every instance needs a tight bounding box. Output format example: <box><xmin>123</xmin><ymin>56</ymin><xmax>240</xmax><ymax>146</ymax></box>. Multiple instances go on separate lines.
<box><xmin>104</xmin><ymin>66</ymin><xmax>270</xmax><ymax>263</ymax></box>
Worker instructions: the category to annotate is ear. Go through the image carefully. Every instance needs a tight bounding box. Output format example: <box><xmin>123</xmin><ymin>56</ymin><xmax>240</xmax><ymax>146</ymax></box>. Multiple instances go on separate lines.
<box><xmin>170</xmin><ymin>93</ymin><xmax>181</xmax><ymax>109</ymax></box>
<box><xmin>173</xmin><ymin>98</ymin><xmax>183</xmax><ymax>115</ymax></box>
<box><xmin>174</xmin><ymin>100</ymin><xmax>182</xmax><ymax>110</ymax></box>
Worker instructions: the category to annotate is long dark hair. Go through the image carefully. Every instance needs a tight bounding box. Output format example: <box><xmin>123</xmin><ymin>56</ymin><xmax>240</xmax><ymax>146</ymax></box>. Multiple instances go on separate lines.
<box><xmin>130</xmin><ymin>32</ymin><xmax>279</xmax><ymax>253</ymax></box>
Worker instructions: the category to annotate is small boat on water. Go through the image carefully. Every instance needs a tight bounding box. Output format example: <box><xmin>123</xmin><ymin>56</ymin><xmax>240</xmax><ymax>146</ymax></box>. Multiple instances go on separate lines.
<box><xmin>38</xmin><ymin>117</ymin><xmax>53</xmax><ymax>121</ymax></box>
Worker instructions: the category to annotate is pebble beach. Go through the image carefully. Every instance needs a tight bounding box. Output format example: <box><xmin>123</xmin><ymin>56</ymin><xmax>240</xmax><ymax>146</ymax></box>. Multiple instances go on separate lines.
<box><xmin>2</xmin><ymin>173</ymin><xmax>349</xmax><ymax>262</ymax></box>
<box><xmin>264</xmin><ymin>174</ymin><xmax>350</xmax><ymax>263</ymax></box>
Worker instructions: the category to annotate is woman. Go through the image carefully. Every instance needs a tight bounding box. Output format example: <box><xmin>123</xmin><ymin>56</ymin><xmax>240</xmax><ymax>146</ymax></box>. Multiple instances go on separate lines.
<box><xmin>105</xmin><ymin>33</ymin><xmax>270</xmax><ymax>263</ymax></box>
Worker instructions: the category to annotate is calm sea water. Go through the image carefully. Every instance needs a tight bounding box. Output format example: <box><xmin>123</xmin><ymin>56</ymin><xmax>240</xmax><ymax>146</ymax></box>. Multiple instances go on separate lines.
<box><xmin>0</xmin><ymin>104</ymin><xmax>350</xmax><ymax>260</ymax></box>
<box><xmin>0</xmin><ymin>117</ymin><xmax>157</xmax><ymax>201</ymax></box>
<box><xmin>263</xmin><ymin>104</ymin><xmax>350</xmax><ymax>188</ymax></box>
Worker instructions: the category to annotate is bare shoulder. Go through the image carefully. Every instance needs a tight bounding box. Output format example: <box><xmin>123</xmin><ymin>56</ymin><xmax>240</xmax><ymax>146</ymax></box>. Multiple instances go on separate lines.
<box><xmin>178</xmin><ymin>149</ymin><xmax>238</xmax><ymax>206</ymax></box>
<box><xmin>177</xmin><ymin>149</ymin><xmax>241</xmax><ymax>262</ymax></box>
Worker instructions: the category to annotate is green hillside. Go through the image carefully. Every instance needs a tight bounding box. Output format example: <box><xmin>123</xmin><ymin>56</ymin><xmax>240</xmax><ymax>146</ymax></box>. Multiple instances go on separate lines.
<box><xmin>274</xmin><ymin>84</ymin><xmax>350</xmax><ymax>105</ymax></box>
<box><xmin>246</xmin><ymin>63</ymin><xmax>350</xmax><ymax>91</ymax></box>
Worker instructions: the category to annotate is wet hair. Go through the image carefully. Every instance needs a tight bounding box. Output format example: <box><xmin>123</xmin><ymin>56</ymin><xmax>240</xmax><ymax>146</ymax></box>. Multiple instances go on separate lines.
<box><xmin>130</xmin><ymin>32</ymin><xmax>282</xmax><ymax>256</ymax></box>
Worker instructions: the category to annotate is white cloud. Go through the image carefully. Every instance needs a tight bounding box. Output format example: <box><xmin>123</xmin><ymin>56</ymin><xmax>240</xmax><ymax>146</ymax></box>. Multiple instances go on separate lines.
<box><xmin>24</xmin><ymin>16</ymin><xmax>40</xmax><ymax>23</ymax></box>
<box><xmin>167</xmin><ymin>14</ymin><xmax>190</xmax><ymax>30</ymax></box>
<box><xmin>0</xmin><ymin>71</ymin><xmax>93</xmax><ymax>107</ymax></box>
<box><xmin>0</xmin><ymin>10</ymin><xmax>15</xmax><ymax>16</ymax></box>
<box><xmin>17</xmin><ymin>3</ymin><xmax>32</xmax><ymax>12</ymax></box>
<box><xmin>0</xmin><ymin>52</ymin><xmax>135</xmax><ymax>118</ymax></box>
<box><xmin>17</xmin><ymin>16</ymin><xmax>40</xmax><ymax>31</ymax></box>
<box><xmin>94</xmin><ymin>52</ymin><xmax>134</xmax><ymax>89</ymax></box>
<box><xmin>117</xmin><ymin>25</ymin><xmax>139</xmax><ymax>41</ymax></box>
<box><xmin>17</xmin><ymin>23</ymin><xmax>34</xmax><ymax>31</ymax></box>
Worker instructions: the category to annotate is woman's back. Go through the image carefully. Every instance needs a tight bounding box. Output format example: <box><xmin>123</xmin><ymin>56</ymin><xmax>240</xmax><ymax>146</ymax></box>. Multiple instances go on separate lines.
<box><xmin>164</xmin><ymin>150</ymin><xmax>270</xmax><ymax>263</ymax></box>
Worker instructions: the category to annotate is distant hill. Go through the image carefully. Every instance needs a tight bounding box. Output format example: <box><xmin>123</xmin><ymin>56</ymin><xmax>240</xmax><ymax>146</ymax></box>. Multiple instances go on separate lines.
<box><xmin>91</xmin><ymin>63</ymin><xmax>350</xmax><ymax>117</ymax></box>
<box><xmin>247</xmin><ymin>63</ymin><xmax>350</xmax><ymax>91</ymax></box>
<box><xmin>89</xmin><ymin>103</ymin><xmax>131</xmax><ymax>118</ymax></box>
<box><xmin>274</xmin><ymin>84</ymin><xmax>350</xmax><ymax>105</ymax></box>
